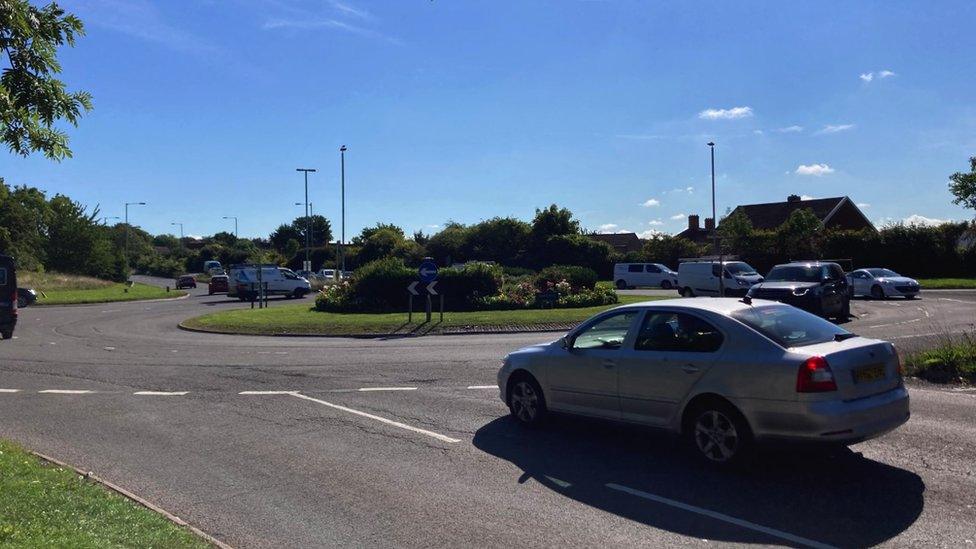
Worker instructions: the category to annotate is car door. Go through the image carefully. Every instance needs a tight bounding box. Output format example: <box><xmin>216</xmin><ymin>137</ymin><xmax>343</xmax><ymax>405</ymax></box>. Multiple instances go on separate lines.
<box><xmin>616</xmin><ymin>310</ymin><xmax>724</xmax><ymax>426</ymax></box>
<box><xmin>821</xmin><ymin>265</ymin><xmax>846</xmax><ymax>313</ymax></box>
<box><xmin>626</xmin><ymin>264</ymin><xmax>643</xmax><ymax>287</ymax></box>
<box><xmin>644</xmin><ymin>264</ymin><xmax>662</xmax><ymax>286</ymax></box>
<box><xmin>547</xmin><ymin>310</ymin><xmax>640</xmax><ymax>419</ymax></box>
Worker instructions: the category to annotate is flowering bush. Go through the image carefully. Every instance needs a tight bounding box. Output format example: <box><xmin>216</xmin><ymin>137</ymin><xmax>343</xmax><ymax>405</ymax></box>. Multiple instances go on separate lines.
<box><xmin>314</xmin><ymin>280</ymin><xmax>354</xmax><ymax>312</ymax></box>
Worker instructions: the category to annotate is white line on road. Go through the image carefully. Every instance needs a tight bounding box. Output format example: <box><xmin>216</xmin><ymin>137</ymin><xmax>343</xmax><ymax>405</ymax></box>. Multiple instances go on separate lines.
<box><xmin>38</xmin><ymin>389</ymin><xmax>93</xmax><ymax>394</ymax></box>
<box><xmin>289</xmin><ymin>392</ymin><xmax>461</xmax><ymax>444</ymax></box>
<box><xmin>239</xmin><ymin>390</ymin><xmax>296</xmax><ymax>395</ymax></box>
<box><xmin>0</xmin><ymin>389</ymin><xmax>21</xmax><ymax>393</ymax></box>
<box><xmin>357</xmin><ymin>387</ymin><xmax>417</xmax><ymax>392</ymax></box>
<box><xmin>133</xmin><ymin>391</ymin><xmax>189</xmax><ymax>396</ymax></box>
<box><xmin>104</xmin><ymin>346</ymin><xmax>116</xmax><ymax>351</ymax></box>
<box><xmin>467</xmin><ymin>385</ymin><xmax>497</xmax><ymax>390</ymax></box>
<box><xmin>605</xmin><ymin>483</ymin><xmax>836</xmax><ymax>549</ymax></box>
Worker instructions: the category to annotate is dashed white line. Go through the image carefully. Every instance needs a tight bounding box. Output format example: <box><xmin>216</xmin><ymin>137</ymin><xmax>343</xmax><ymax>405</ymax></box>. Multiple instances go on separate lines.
<box><xmin>289</xmin><ymin>392</ymin><xmax>461</xmax><ymax>444</ymax></box>
<box><xmin>0</xmin><ymin>389</ymin><xmax>21</xmax><ymax>393</ymax></box>
<box><xmin>104</xmin><ymin>346</ymin><xmax>116</xmax><ymax>351</ymax></box>
<box><xmin>38</xmin><ymin>389</ymin><xmax>93</xmax><ymax>394</ymax></box>
<box><xmin>357</xmin><ymin>387</ymin><xmax>417</xmax><ymax>392</ymax></box>
<box><xmin>133</xmin><ymin>391</ymin><xmax>188</xmax><ymax>396</ymax></box>
<box><xmin>239</xmin><ymin>390</ymin><xmax>296</xmax><ymax>395</ymax></box>
<box><xmin>467</xmin><ymin>385</ymin><xmax>497</xmax><ymax>390</ymax></box>
<box><xmin>606</xmin><ymin>483</ymin><xmax>835</xmax><ymax>549</ymax></box>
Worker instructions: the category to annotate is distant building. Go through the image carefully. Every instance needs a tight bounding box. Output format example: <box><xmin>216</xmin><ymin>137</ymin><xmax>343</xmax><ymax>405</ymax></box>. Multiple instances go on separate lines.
<box><xmin>588</xmin><ymin>232</ymin><xmax>643</xmax><ymax>253</ymax></box>
<box><xmin>676</xmin><ymin>214</ymin><xmax>715</xmax><ymax>244</ymax></box>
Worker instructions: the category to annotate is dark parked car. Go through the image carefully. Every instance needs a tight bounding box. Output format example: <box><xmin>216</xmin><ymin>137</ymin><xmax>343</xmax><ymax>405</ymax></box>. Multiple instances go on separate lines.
<box><xmin>176</xmin><ymin>275</ymin><xmax>197</xmax><ymax>289</ymax></box>
<box><xmin>747</xmin><ymin>261</ymin><xmax>851</xmax><ymax>319</ymax></box>
<box><xmin>17</xmin><ymin>288</ymin><xmax>37</xmax><ymax>308</ymax></box>
<box><xmin>208</xmin><ymin>274</ymin><xmax>229</xmax><ymax>295</ymax></box>
<box><xmin>0</xmin><ymin>254</ymin><xmax>17</xmax><ymax>339</ymax></box>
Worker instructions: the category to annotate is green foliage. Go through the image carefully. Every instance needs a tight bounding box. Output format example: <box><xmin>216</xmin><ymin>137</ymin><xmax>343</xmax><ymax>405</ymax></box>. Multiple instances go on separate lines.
<box><xmin>355</xmin><ymin>222</ymin><xmax>404</xmax><ymax>244</ymax></box>
<box><xmin>0</xmin><ymin>181</ymin><xmax>49</xmax><ymax>270</ymax></box>
<box><xmin>775</xmin><ymin>208</ymin><xmax>823</xmax><ymax>259</ymax></box>
<box><xmin>425</xmin><ymin>223</ymin><xmax>468</xmax><ymax>263</ymax></box>
<box><xmin>641</xmin><ymin>235</ymin><xmax>705</xmax><ymax>269</ymax></box>
<box><xmin>536</xmin><ymin>234</ymin><xmax>616</xmax><ymax>277</ymax></box>
<box><xmin>949</xmin><ymin>156</ymin><xmax>976</xmax><ymax>212</ymax></box>
<box><xmin>536</xmin><ymin>264</ymin><xmax>598</xmax><ymax>291</ymax></box>
<box><xmin>463</xmin><ymin>217</ymin><xmax>531</xmax><ymax>265</ymax></box>
<box><xmin>904</xmin><ymin>333</ymin><xmax>976</xmax><ymax>384</ymax></box>
<box><xmin>530</xmin><ymin>204</ymin><xmax>580</xmax><ymax>246</ymax></box>
<box><xmin>1</xmin><ymin>0</ymin><xmax>92</xmax><ymax>160</ymax></box>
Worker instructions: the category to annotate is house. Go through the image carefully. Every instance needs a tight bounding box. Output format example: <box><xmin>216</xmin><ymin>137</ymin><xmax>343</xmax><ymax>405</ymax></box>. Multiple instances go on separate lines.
<box><xmin>678</xmin><ymin>195</ymin><xmax>876</xmax><ymax>242</ymax></box>
<box><xmin>588</xmin><ymin>232</ymin><xmax>643</xmax><ymax>253</ymax></box>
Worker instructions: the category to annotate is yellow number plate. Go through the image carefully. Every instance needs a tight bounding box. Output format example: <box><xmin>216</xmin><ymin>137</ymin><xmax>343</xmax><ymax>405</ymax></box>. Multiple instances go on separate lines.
<box><xmin>853</xmin><ymin>364</ymin><xmax>886</xmax><ymax>383</ymax></box>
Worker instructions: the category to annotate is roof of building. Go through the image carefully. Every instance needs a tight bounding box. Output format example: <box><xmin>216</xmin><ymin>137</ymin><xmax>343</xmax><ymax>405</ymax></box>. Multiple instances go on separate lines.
<box><xmin>589</xmin><ymin>232</ymin><xmax>643</xmax><ymax>252</ymax></box>
<box><xmin>729</xmin><ymin>196</ymin><xmax>854</xmax><ymax>230</ymax></box>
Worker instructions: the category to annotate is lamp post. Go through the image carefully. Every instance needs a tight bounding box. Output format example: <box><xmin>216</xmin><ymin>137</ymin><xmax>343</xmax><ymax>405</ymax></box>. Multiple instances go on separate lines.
<box><xmin>296</xmin><ymin>168</ymin><xmax>317</xmax><ymax>271</ymax></box>
<box><xmin>124</xmin><ymin>202</ymin><xmax>146</xmax><ymax>268</ymax></box>
<box><xmin>339</xmin><ymin>145</ymin><xmax>347</xmax><ymax>274</ymax></box>
<box><xmin>171</xmin><ymin>222</ymin><xmax>184</xmax><ymax>240</ymax></box>
<box><xmin>295</xmin><ymin>201</ymin><xmax>314</xmax><ymax>252</ymax></box>
<box><xmin>222</xmin><ymin>216</ymin><xmax>238</xmax><ymax>238</ymax></box>
<box><xmin>102</xmin><ymin>216</ymin><xmax>120</xmax><ymax>225</ymax></box>
<box><xmin>707</xmin><ymin>141</ymin><xmax>723</xmax><ymax>297</ymax></box>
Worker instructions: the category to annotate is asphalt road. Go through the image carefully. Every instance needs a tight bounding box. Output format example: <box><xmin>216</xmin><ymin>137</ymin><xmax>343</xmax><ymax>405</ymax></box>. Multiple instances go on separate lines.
<box><xmin>0</xmin><ymin>280</ymin><xmax>974</xmax><ymax>547</ymax></box>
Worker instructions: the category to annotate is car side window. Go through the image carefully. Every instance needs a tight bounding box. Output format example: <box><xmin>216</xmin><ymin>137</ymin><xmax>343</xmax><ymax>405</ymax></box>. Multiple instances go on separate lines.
<box><xmin>645</xmin><ymin>264</ymin><xmax>661</xmax><ymax>273</ymax></box>
<box><xmin>635</xmin><ymin>312</ymin><xmax>723</xmax><ymax>353</ymax></box>
<box><xmin>627</xmin><ymin>264</ymin><xmax>643</xmax><ymax>273</ymax></box>
<box><xmin>571</xmin><ymin>311</ymin><xmax>638</xmax><ymax>350</ymax></box>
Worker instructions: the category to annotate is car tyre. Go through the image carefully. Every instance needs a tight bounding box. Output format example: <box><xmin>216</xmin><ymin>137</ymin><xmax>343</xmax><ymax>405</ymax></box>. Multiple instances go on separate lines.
<box><xmin>507</xmin><ymin>374</ymin><xmax>547</xmax><ymax>427</ymax></box>
<box><xmin>293</xmin><ymin>289</ymin><xmax>306</xmax><ymax>299</ymax></box>
<box><xmin>660</xmin><ymin>280</ymin><xmax>672</xmax><ymax>290</ymax></box>
<box><xmin>680</xmin><ymin>287</ymin><xmax>695</xmax><ymax>297</ymax></box>
<box><xmin>871</xmin><ymin>284</ymin><xmax>885</xmax><ymax>300</ymax></box>
<box><xmin>839</xmin><ymin>298</ymin><xmax>851</xmax><ymax>319</ymax></box>
<box><xmin>0</xmin><ymin>329</ymin><xmax>12</xmax><ymax>340</ymax></box>
<box><xmin>686</xmin><ymin>400</ymin><xmax>753</xmax><ymax>467</ymax></box>
<box><xmin>615</xmin><ymin>279</ymin><xmax>628</xmax><ymax>290</ymax></box>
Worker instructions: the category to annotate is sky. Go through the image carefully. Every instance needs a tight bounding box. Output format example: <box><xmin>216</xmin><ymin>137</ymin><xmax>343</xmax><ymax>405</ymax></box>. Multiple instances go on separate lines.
<box><xmin>2</xmin><ymin>0</ymin><xmax>975</xmax><ymax>240</ymax></box>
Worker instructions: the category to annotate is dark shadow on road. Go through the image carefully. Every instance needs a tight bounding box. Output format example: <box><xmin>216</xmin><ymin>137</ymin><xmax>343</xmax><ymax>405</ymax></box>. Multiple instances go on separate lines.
<box><xmin>473</xmin><ymin>415</ymin><xmax>924</xmax><ymax>547</ymax></box>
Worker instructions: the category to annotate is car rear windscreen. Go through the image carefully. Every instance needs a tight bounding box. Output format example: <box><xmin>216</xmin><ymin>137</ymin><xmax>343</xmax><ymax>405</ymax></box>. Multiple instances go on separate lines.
<box><xmin>732</xmin><ymin>305</ymin><xmax>849</xmax><ymax>347</ymax></box>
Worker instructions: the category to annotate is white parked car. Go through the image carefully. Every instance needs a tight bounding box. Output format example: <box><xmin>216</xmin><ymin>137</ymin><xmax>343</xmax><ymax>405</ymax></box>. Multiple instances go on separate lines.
<box><xmin>613</xmin><ymin>263</ymin><xmax>679</xmax><ymax>290</ymax></box>
<box><xmin>496</xmin><ymin>298</ymin><xmax>910</xmax><ymax>465</ymax></box>
<box><xmin>848</xmin><ymin>268</ymin><xmax>920</xmax><ymax>299</ymax></box>
<box><xmin>677</xmin><ymin>260</ymin><xmax>763</xmax><ymax>297</ymax></box>
<box><xmin>227</xmin><ymin>265</ymin><xmax>311</xmax><ymax>300</ymax></box>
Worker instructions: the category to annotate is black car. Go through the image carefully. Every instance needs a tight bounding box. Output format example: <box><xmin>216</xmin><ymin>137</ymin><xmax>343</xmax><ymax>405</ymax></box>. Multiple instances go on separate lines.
<box><xmin>17</xmin><ymin>287</ymin><xmax>37</xmax><ymax>308</ymax></box>
<box><xmin>0</xmin><ymin>255</ymin><xmax>17</xmax><ymax>339</ymax></box>
<box><xmin>747</xmin><ymin>261</ymin><xmax>851</xmax><ymax>319</ymax></box>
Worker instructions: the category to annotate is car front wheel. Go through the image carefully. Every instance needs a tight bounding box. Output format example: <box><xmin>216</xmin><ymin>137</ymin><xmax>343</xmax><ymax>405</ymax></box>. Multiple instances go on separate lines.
<box><xmin>508</xmin><ymin>376</ymin><xmax>547</xmax><ymax>426</ymax></box>
<box><xmin>688</xmin><ymin>402</ymin><xmax>752</xmax><ymax>466</ymax></box>
<box><xmin>615</xmin><ymin>279</ymin><xmax>628</xmax><ymax>290</ymax></box>
<box><xmin>871</xmin><ymin>285</ymin><xmax>885</xmax><ymax>299</ymax></box>
<box><xmin>661</xmin><ymin>280</ymin><xmax>672</xmax><ymax>289</ymax></box>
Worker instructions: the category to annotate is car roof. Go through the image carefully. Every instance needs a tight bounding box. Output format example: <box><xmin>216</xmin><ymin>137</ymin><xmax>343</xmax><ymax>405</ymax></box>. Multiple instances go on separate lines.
<box><xmin>612</xmin><ymin>297</ymin><xmax>784</xmax><ymax>316</ymax></box>
<box><xmin>774</xmin><ymin>261</ymin><xmax>839</xmax><ymax>267</ymax></box>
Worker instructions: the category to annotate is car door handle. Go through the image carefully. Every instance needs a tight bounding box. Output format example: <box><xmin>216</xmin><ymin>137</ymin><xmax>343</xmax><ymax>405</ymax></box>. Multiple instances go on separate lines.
<box><xmin>602</xmin><ymin>360</ymin><xmax>616</xmax><ymax>369</ymax></box>
<box><xmin>681</xmin><ymin>364</ymin><xmax>700</xmax><ymax>374</ymax></box>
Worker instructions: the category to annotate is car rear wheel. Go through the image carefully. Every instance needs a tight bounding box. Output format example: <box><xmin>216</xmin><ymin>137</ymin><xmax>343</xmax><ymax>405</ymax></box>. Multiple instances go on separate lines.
<box><xmin>660</xmin><ymin>280</ymin><xmax>672</xmax><ymax>289</ymax></box>
<box><xmin>508</xmin><ymin>375</ymin><xmax>547</xmax><ymax>426</ymax></box>
<box><xmin>687</xmin><ymin>402</ymin><xmax>752</xmax><ymax>466</ymax></box>
<box><xmin>871</xmin><ymin>285</ymin><xmax>885</xmax><ymax>300</ymax></box>
<box><xmin>292</xmin><ymin>289</ymin><xmax>306</xmax><ymax>299</ymax></box>
<box><xmin>0</xmin><ymin>329</ymin><xmax>12</xmax><ymax>340</ymax></box>
<box><xmin>680</xmin><ymin>287</ymin><xmax>694</xmax><ymax>297</ymax></box>
<box><xmin>615</xmin><ymin>279</ymin><xmax>628</xmax><ymax>290</ymax></box>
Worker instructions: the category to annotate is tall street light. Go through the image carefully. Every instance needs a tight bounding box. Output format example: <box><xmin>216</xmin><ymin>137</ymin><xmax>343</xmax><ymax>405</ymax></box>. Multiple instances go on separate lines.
<box><xmin>707</xmin><ymin>141</ymin><xmax>723</xmax><ymax>297</ymax></box>
<box><xmin>294</xmin><ymin>202</ymin><xmax>314</xmax><ymax>250</ymax></box>
<box><xmin>222</xmin><ymin>216</ymin><xmax>238</xmax><ymax>238</ymax></box>
<box><xmin>171</xmin><ymin>222</ymin><xmax>184</xmax><ymax>240</ymax></box>
<box><xmin>124</xmin><ymin>202</ymin><xmax>146</xmax><ymax>269</ymax></box>
<box><xmin>339</xmin><ymin>145</ymin><xmax>347</xmax><ymax>274</ymax></box>
<box><xmin>296</xmin><ymin>168</ymin><xmax>317</xmax><ymax>271</ymax></box>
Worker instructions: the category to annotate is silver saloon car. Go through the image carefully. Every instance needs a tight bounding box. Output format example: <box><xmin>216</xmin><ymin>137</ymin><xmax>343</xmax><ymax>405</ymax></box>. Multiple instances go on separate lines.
<box><xmin>497</xmin><ymin>298</ymin><xmax>909</xmax><ymax>465</ymax></box>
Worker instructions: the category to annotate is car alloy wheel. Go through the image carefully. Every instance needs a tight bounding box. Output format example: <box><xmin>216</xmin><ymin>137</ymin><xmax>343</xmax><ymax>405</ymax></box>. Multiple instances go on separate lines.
<box><xmin>510</xmin><ymin>380</ymin><xmax>540</xmax><ymax>424</ymax></box>
<box><xmin>661</xmin><ymin>280</ymin><xmax>672</xmax><ymax>289</ymax></box>
<box><xmin>871</xmin><ymin>285</ymin><xmax>885</xmax><ymax>299</ymax></box>
<box><xmin>693</xmin><ymin>410</ymin><xmax>740</xmax><ymax>463</ymax></box>
<box><xmin>615</xmin><ymin>279</ymin><xmax>627</xmax><ymax>290</ymax></box>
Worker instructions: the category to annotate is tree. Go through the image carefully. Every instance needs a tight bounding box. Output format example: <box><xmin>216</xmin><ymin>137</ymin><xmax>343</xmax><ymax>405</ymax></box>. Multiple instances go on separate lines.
<box><xmin>717</xmin><ymin>209</ymin><xmax>755</xmax><ymax>254</ymax></box>
<box><xmin>45</xmin><ymin>194</ymin><xmax>112</xmax><ymax>276</ymax></box>
<box><xmin>776</xmin><ymin>208</ymin><xmax>823</xmax><ymax>259</ymax></box>
<box><xmin>297</xmin><ymin>215</ymin><xmax>332</xmax><ymax>248</ymax></box>
<box><xmin>464</xmin><ymin>217</ymin><xmax>531</xmax><ymax>265</ymax></box>
<box><xmin>426</xmin><ymin>224</ymin><xmax>468</xmax><ymax>264</ymax></box>
<box><xmin>355</xmin><ymin>223</ymin><xmax>404</xmax><ymax>244</ymax></box>
<box><xmin>530</xmin><ymin>204</ymin><xmax>579</xmax><ymax>246</ymax></box>
<box><xmin>1</xmin><ymin>0</ymin><xmax>92</xmax><ymax>160</ymax></box>
<box><xmin>269</xmin><ymin>223</ymin><xmax>302</xmax><ymax>252</ymax></box>
<box><xmin>949</xmin><ymin>156</ymin><xmax>976</xmax><ymax>213</ymax></box>
<box><xmin>641</xmin><ymin>235</ymin><xmax>704</xmax><ymax>269</ymax></box>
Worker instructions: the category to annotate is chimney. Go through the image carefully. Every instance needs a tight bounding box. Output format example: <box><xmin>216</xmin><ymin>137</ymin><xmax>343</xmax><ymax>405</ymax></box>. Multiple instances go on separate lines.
<box><xmin>704</xmin><ymin>217</ymin><xmax>715</xmax><ymax>231</ymax></box>
<box><xmin>688</xmin><ymin>215</ymin><xmax>700</xmax><ymax>231</ymax></box>
<box><xmin>787</xmin><ymin>194</ymin><xmax>801</xmax><ymax>203</ymax></box>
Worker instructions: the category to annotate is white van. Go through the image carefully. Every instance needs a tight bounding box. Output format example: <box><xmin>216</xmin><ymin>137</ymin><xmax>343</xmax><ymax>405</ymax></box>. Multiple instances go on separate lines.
<box><xmin>613</xmin><ymin>263</ymin><xmax>679</xmax><ymax>289</ymax></box>
<box><xmin>228</xmin><ymin>265</ymin><xmax>311</xmax><ymax>300</ymax></box>
<box><xmin>677</xmin><ymin>260</ymin><xmax>763</xmax><ymax>297</ymax></box>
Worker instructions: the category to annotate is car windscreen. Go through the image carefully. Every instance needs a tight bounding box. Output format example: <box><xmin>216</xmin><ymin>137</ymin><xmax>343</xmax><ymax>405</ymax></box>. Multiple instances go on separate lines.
<box><xmin>732</xmin><ymin>305</ymin><xmax>849</xmax><ymax>348</ymax></box>
<box><xmin>867</xmin><ymin>268</ymin><xmax>899</xmax><ymax>277</ymax></box>
<box><xmin>765</xmin><ymin>265</ymin><xmax>821</xmax><ymax>282</ymax></box>
<box><xmin>725</xmin><ymin>262</ymin><xmax>757</xmax><ymax>276</ymax></box>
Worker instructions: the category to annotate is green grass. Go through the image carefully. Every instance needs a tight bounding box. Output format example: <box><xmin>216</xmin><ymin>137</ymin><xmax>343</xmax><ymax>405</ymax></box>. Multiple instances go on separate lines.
<box><xmin>19</xmin><ymin>272</ymin><xmax>115</xmax><ymax>292</ymax></box>
<box><xmin>904</xmin><ymin>333</ymin><xmax>976</xmax><ymax>384</ymax></box>
<box><xmin>0</xmin><ymin>440</ymin><xmax>209</xmax><ymax>548</ymax></box>
<box><xmin>916</xmin><ymin>278</ymin><xmax>976</xmax><ymax>289</ymax></box>
<box><xmin>37</xmin><ymin>283</ymin><xmax>185</xmax><ymax>305</ymax></box>
<box><xmin>183</xmin><ymin>295</ymin><xmax>664</xmax><ymax>336</ymax></box>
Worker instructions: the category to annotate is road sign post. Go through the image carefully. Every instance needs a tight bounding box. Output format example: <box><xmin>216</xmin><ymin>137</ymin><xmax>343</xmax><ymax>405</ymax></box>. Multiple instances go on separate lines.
<box><xmin>408</xmin><ymin>260</ymin><xmax>440</xmax><ymax>325</ymax></box>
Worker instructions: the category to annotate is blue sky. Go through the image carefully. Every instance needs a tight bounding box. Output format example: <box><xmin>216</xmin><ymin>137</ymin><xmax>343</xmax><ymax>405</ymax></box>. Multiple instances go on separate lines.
<box><xmin>2</xmin><ymin>0</ymin><xmax>975</xmax><ymax>239</ymax></box>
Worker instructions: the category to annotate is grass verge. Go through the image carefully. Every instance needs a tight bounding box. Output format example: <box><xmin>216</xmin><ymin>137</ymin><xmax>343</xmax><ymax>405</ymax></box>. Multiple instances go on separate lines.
<box><xmin>904</xmin><ymin>333</ymin><xmax>976</xmax><ymax>384</ymax></box>
<box><xmin>182</xmin><ymin>295</ymin><xmax>663</xmax><ymax>336</ymax></box>
<box><xmin>0</xmin><ymin>440</ymin><xmax>209</xmax><ymax>548</ymax></box>
<box><xmin>37</xmin><ymin>282</ymin><xmax>185</xmax><ymax>305</ymax></box>
<box><xmin>917</xmin><ymin>278</ymin><xmax>976</xmax><ymax>289</ymax></box>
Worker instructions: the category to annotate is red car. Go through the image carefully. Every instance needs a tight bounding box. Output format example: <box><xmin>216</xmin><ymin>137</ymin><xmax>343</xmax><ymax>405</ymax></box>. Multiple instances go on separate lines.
<box><xmin>176</xmin><ymin>275</ymin><xmax>197</xmax><ymax>289</ymax></box>
<box><xmin>208</xmin><ymin>274</ymin><xmax>229</xmax><ymax>295</ymax></box>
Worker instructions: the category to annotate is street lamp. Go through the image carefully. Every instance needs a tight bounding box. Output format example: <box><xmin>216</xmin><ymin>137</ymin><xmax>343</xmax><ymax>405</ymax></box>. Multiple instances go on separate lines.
<box><xmin>295</xmin><ymin>202</ymin><xmax>314</xmax><ymax>252</ymax></box>
<box><xmin>171</xmin><ymin>222</ymin><xmax>184</xmax><ymax>240</ymax></box>
<box><xmin>707</xmin><ymin>141</ymin><xmax>723</xmax><ymax>297</ymax></box>
<box><xmin>222</xmin><ymin>216</ymin><xmax>238</xmax><ymax>238</ymax></box>
<box><xmin>339</xmin><ymin>145</ymin><xmax>347</xmax><ymax>274</ymax></box>
<box><xmin>124</xmin><ymin>202</ymin><xmax>146</xmax><ymax>268</ymax></box>
<box><xmin>102</xmin><ymin>216</ymin><xmax>120</xmax><ymax>225</ymax></box>
<box><xmin>296</xmin><ymin>168</ymin><xmax>317</xmax><ymax>271</ymax></box>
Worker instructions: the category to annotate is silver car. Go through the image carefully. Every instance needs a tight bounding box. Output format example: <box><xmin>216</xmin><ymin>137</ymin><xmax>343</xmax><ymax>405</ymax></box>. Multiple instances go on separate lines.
<box><xmin>848</xmin><ymin>268</ymin><xmax>920</xmax><ymax>299</ymax></box>
<box><xmin>496</xmin><ymin>298</ymin><xmax>910</xmax><ymax>465</ymax></box>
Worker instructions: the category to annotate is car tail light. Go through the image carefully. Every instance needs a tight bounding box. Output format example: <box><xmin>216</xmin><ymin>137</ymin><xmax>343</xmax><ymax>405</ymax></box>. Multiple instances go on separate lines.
<box><xmin>893</xmin><ymin>346</ymin><xmax>904</xmax><ymax>378</ymax></box>
<box><xmin>796</xmin><ymin>356</ymin><xmax>837</xmax><ymax>393</ymax></box>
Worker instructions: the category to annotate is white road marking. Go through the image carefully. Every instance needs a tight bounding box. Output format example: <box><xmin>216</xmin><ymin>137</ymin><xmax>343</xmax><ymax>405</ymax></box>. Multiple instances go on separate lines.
<box><xmin>289</xmin><ymin>392</ymin><xmax>461</xmax><ymax>444</ymax></box>
<box><xmin>38</xmin><ymin>389</ymin><xmax>93</xmax><ymax>394</ymax></box>
<box><xmin>239</xmin><ymin>390</ymin><xmax>296</xmax><ymax>395</ymax></box>
<box><xmin>104</xmin><ymin>346</ymin><xmax>116</xmax><ymax>351</ymax></box>
<box><xmin>867</xmin><ymin>318</ymin><xmax>921</xmax><ymax>329</ymax></box>
<box><xmin>467</xmin><ymin>385</ymin><xmax>497</xmax><ymax>390</ymax></box>
<box><xmin>357</xmin><ymin>387</ymin><xmax>417</xmax><ymax>392</ymax></box>
<box><xmin>101</xmin><ymin>309</ymin><xmax>120</xmax><ymax>313</ymax></box>
<box><xmin>917</xmin><ymin>307</ymin><xmax>930</xmax><ymax>318</ymax></box>
<box><xmin>606</xmin><ymin>483</ymin><xmax>835</xmax><ymax>549</ymax></box>
<box><xmin>0</xmin><ymin>389</ymin><xmax>21</xmax><ymax>393</ymax></box>
<box><xmin>133</xmin><ymin>391</ymin><xmax>188</xmax><ymax>396</ymax></box>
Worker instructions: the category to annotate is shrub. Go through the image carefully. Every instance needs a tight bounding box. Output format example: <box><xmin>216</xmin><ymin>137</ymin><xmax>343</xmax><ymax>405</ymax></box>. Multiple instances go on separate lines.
<box><xmin>314</xmin><ymin>280</ymin><xmax>354</xmax><ymax>312</ymax></box>
<box><xmin>536</xmin><ymin>265</ymin><xmax>598</xmax><ymax>292</ymax></box>
<box><xmin>555</xmin><ymin>286</ymin><xmax>618</xmax><ymax>308</ymax></box>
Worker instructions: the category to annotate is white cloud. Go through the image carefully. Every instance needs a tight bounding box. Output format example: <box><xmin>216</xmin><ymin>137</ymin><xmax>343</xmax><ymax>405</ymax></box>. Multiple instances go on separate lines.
<box><xmin>817</xmin><ymin>124</ymin><xmax>856</xmax><ymax>135</ymax></box>
<box><xmin>598</xmin><ymin>223</ymin><xmax>620</xmax><ymax>233</ymax></box>
<box><xmin>860</xmin><ymin>72</ymin><xmax>874</xmax><ymax>82</ymax></box>
<box><xmin>670</xmin><ymin>213</ymin><xmax>686</xmax><ymax>220</ymax></box>
<box><xmin>776</xmin><ymin>125</ymin><xmax>804</xmax><ymax>133</ymax></box>
<box><xmin>856</xmin><ymin>203</ymin><xmax>870</xmax><ymax>209</ymax></box>
<box><xmin>648</xmin><ymin>220</ymin><xmax>664</xmax><ymax>226</ymax></box>
<box><xmin>753</xmin><ymin>129</ymin><xmax>764</xmax><ymax>135</ymax></box>
<box><xmin>698</xmin><ymin>106</ymin><xmax>753</xmax><ymax>120</ymax></box>
<box><xmin>795</xmin><ymin>164</ymin><xmax>835</xmax><ymax>176</ymax></box>
<box><xmin>800</xmin><ymin>195</ymin><xmax>816</xmax><ymax>200</ymax></box>
<box><xmin>903</xmin><ymin>214</ymin><xmax>948</xmax><ymax>227</ymax></box>
<box><xmin>329</xmin><ymin>0</ymin><xmax>371</xmax><ymax>19</ymax></box>
<box><xmin>879</xmin><ymin>70</ymin><xmax>896</xmax><ymax>78</ymax></box>
<box><xmin>686</xmin><ymin>186</ymin><xmax>694</xmax><ymax>193</ymax></box>
<box><xmin>641</xmin><ymin>198</ymin><xmax>661</xmax><ymax>207</ymax></box>
<box><xmin>637</xmin><ymin>229</ymin><xmax>665</xmax><ymax>239</ymax></box>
